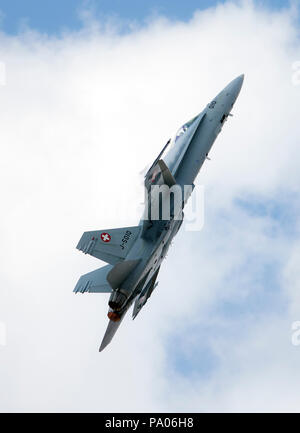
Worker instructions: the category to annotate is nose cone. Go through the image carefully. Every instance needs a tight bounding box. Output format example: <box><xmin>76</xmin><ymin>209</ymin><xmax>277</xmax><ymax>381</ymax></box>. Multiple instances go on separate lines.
<box><xmin>225</xmin><ymin>74</ymin><xmax>244</xmax><ymax>101</ymax></box>
<box><xmin>233</xmin><ymin>73</ymin><xmax>244</xmax><ymax>91</ymax></box>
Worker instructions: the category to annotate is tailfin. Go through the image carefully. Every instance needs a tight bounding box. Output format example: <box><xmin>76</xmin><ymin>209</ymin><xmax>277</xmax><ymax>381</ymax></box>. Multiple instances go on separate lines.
<box><xmin>76</xmin><ymin>225</ymin><xmax>141</xmax><ymax>265</ymax></box>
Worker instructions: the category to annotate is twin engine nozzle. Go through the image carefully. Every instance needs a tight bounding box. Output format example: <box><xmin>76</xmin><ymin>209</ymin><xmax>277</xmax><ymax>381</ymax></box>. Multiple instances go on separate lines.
<box><xmin>108</xmin><ymin>290</ymin><xmax>127</xmax><ymax>311</ymax></box>
<box><xmin>107</xmin><ymin>290</ymin><xmax>128</xmax><ymax>322</ymax></box>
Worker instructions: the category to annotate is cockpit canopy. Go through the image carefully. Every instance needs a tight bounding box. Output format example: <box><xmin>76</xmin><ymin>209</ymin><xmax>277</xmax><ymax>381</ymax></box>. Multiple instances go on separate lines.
<box><xmin>172</xmin><ymin>115</ymin><xmax>198</xmax><ymax>145</ymax></box>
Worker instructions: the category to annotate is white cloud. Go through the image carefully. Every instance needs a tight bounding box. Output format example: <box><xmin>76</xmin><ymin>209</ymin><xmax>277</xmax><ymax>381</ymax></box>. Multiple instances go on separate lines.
<box><xmin>0</xmin><ymin>0</ymin><xmax>300</xmax><ymax>412</ymax></box>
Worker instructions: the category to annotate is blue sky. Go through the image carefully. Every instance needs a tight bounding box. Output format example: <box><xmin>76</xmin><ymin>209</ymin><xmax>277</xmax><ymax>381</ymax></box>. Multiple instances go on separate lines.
<box><xmin>0</xmin><ymin>0</ymin><xmax>293</xmax><ymax>35</ymax></box>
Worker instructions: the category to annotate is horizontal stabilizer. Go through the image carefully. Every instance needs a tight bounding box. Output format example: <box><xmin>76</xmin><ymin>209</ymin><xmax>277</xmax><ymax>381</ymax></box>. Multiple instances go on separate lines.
<box><xmin>77</xmin><ymin>226</ymin><xmax>141</xmax><ymax>265</ymax></box>
<box><xmin>74</xmin><ymin>264</ymin><xmax>113</xmax><ymax>293</ymax></box>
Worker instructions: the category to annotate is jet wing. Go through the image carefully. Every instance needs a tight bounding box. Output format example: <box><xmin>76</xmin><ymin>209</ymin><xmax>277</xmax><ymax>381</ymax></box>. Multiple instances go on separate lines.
<box><xmin>77</xmin><ymin>225</ymin><xmax>141</xmax><ymax>265</ymax></box>
<box><xmin>74</xmin><ymin>264</ymin><xmax>113</xmax><ymax>293</ymax></box>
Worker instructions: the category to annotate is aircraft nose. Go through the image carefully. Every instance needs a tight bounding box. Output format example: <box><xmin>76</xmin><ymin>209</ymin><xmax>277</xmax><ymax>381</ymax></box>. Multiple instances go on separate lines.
<box><xmin>225</xmin><ymin>74</ymin><xmax>244</xmax><ymax>101</ymax></box>
<box><xmin>233</xmin><ymin>73</ymin><xmax>244</xmax><ymax>92</ymax></box>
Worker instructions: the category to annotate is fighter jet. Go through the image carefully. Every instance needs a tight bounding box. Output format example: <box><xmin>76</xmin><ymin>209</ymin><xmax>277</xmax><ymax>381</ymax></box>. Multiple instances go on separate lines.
<box><xmin>74</xmin><ymin>74</ymin><xmax>244</xmax><ymax>351</ymax></box>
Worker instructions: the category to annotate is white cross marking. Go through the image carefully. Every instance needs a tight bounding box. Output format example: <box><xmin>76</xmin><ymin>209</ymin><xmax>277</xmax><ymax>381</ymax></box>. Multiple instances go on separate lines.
<box><xmin>101</xmin><ymin>233</ymin><xmax>111</xmax><ymax>242</ymax></box>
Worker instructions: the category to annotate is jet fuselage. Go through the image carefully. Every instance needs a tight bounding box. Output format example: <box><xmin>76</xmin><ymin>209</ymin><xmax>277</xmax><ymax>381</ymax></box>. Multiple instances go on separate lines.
<box><xmin>108</xmin><ymin>75</ymin><xmax>244</xmax><ymax>318</ymax></box>
<box><xmin>74</xmin><ymin>74</ymin><xmax>244</xmax><ymax>351</ymax></box>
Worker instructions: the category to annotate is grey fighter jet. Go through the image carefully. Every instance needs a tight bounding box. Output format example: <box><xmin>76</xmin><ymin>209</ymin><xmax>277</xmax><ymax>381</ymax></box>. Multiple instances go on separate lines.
<box><xmin>74</xmin><ymin>74</ymin><xmax>244</xmax><ymax>351</ymax></box>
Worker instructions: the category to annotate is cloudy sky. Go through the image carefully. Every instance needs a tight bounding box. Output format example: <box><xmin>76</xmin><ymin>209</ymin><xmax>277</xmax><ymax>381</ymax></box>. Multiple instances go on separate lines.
<box><xmin>0</xmin><ymin>0</ymin><xmax>300</xmax><ymax>412</ymax></box>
